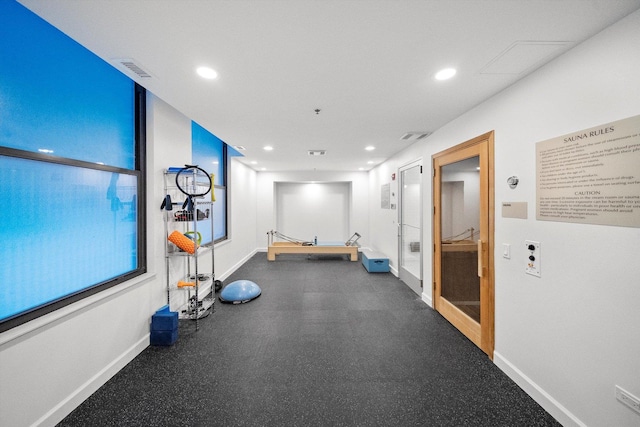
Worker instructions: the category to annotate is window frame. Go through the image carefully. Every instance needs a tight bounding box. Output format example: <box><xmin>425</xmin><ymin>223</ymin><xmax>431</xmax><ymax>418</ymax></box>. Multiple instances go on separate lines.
<box><xmin>214</xmin><ymin>143</ymin><xmax>229</xmax><ymax>244</ymax></box>
<box><xmin>0</xmin><ymin>84</ymin><xmax>147</xmax><ymax>333</ymax></box>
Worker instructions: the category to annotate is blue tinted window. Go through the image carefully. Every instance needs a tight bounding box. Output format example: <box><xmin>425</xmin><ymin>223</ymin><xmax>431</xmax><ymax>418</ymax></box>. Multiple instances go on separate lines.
<box><xmin>212</xmin><ymin>187</ymin><xmax>227</xmax><ymax>241</ymax></box>
<box><xmin>192</xmin><ymin>121</ymin><xmax>227</xmax><ymax>242</ymax></box>
<box><xmin>0</xmin><ymin>1</ymin><xmax>135</xmax><ymax>168</ymax></box>
<box><xmin>0</xmin><ymin>156</ymin><xmax>138</xmax><ymax>321</ymax></box>
<box><xmin>192</xmin><ymin>187</ymin><xmax>226</xmax><ymax>245</ymax></box>
<box><xmin>192</xmin><ymin>121</ymin><xmax>224</xmax><ymax>184</ymax></box>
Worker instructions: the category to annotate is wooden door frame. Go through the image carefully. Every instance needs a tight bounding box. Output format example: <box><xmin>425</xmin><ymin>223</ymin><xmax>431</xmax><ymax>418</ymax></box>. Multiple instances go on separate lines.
<box><xmin>432</xmin><ymin>131</ymin><xmax>495</xmax><ymax>358</ymax></box>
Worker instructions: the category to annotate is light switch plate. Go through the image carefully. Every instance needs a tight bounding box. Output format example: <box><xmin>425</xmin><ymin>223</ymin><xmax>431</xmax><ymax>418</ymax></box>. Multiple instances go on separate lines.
<box><xmin>503</xmin><ymin>243</ymin><xmax>511</xmax><ymax>259</ymax></box>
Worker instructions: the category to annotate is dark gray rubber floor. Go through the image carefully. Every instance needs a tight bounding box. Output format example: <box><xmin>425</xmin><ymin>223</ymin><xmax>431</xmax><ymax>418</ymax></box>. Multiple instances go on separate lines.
<box><xmin>58</xmin><ymin>253</ymin><xmax>560</xmax><ymax>426</ymax></box>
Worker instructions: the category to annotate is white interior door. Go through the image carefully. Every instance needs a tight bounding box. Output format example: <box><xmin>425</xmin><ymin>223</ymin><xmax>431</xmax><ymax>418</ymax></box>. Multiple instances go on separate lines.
<box><xmin>399</xmin><ymin>161</ymin><xmax>422</xmax><ymax>295</ymax></box>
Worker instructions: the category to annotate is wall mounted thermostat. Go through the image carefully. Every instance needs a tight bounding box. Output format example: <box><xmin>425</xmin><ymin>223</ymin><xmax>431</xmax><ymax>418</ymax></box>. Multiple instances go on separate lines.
<box><xmin>525</xmin><ymin>240</ymin><xmax>541</xmax><ymax>277</ymax></box>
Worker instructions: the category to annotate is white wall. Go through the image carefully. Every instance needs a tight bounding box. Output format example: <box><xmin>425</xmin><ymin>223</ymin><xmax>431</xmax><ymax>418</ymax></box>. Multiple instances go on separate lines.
<box><xmin>276</xmin><ymin>182</ymin><xmax>351</xmax><ymax>242</ymax></box>
<box><xmin>257</xmin><ymin>171</ymin><xmax>369</xmax><ymax>251</ymax></box>
<box><xmin>215</xmin><ymin>156</ymin><xmax>259</xmax><ymax>277</ymax></box>
<box><xmin>0</xmin><ymin>93</ymin><xmax>258</xmax><ymax>427</ymax></box>
<box><xmin>371</xmin><ymin>9</ymin><xmax>640</xmax><ymax>427</ymax></box>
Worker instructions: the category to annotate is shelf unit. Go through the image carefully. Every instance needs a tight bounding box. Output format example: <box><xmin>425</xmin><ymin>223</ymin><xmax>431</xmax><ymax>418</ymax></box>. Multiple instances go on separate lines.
<box><xmin>163</xmin><ymin>168</ymin><xmax>215</xmax><ymax>330</ymax></box>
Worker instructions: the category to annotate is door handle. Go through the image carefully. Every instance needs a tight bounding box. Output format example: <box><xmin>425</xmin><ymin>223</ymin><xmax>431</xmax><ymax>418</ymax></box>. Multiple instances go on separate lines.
<box><xmin>477</xmin><ymin>239</ymin><xmax>484</xmax><ymax>278</ymax></box>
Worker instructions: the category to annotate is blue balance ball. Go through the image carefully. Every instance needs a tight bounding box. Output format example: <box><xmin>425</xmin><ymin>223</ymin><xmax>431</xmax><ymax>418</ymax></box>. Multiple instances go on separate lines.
<box><xmin>220</xmin><ymin>280</ymin><xmax>262</xmax><ymax>304</ymax></box>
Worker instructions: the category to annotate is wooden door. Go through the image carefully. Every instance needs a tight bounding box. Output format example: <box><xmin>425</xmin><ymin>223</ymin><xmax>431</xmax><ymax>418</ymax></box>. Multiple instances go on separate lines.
<box><xmin>433</xmin><ymin>132</ymin><xmax>494</xmax><ymax>357</ymax></box>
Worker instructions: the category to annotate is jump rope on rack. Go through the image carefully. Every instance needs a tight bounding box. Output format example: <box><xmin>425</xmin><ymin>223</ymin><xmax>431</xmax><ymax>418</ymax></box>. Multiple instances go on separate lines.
<box><xmin>160</xmin><ymin>165</ymin><xmax>213</xmax><ymax>220</ymax></box>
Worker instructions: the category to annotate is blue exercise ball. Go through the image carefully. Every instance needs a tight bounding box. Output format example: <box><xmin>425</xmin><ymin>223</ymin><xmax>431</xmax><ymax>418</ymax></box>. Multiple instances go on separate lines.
<box><xmin>220</xmin><ymin>280</ymin><xmax>262</xmax><ymax>304</ymax></box>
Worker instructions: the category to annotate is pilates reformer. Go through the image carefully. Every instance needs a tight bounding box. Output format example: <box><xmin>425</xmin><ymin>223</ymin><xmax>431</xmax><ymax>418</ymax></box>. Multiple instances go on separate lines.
<box><xmin>266</xmin><ymin>230</ymin><xmax>361</xmax><ymax>261</ymax></box>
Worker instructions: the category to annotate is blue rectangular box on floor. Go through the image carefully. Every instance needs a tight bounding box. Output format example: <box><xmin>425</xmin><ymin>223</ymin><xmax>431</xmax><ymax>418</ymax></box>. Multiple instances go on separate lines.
<box><xmin>150</xmin><ymin>305</ymin><xmax>178</xmax><ymax>346</ymax></box>
<box><xmin>362</xmin><ymin>250</ymin><xmax>390</xmax><ymax>273</ymax></box>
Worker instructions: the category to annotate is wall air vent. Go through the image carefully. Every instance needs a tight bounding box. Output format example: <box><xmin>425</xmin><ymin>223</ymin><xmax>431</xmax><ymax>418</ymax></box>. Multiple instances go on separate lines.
<box><xmin>112</xmin><ymin>58</ymin><xmax>153</xmax><ymax>78</ymax></box>
<box><xmin>401</xmin><ymin>131</ymin><xmax>432</xmax><ymax>141</ymax></box>
<box><xmin>308</xmin><ymin>150</ymin><xmax>326</xmax><ymax>156</ymax></box>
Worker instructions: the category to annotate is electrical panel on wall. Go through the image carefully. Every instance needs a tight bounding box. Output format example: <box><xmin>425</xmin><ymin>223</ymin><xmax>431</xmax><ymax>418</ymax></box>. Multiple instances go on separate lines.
<box><xmin>525</xmin><ymin>240</ymin><xmax>541</xmax><ymax>277</ymax></box>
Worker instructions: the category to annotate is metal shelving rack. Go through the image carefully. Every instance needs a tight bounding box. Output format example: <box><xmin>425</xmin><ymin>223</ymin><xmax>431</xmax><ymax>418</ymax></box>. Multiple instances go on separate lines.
<box><xmin>163</xmin><ymin>168</ymin><xmax>215</xmax><ymax>330</ymax></box>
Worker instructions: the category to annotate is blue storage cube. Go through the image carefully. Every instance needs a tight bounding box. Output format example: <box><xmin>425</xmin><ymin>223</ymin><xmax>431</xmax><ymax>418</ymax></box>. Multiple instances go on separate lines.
<box><xmin>150</xmin><ymin>329</ymin><xmax>178</xmax><ymax>346</ymax></box>
<box><xmin>151</xmin><ymin>305</ymin><xmax>178</xmax><ymax>331</ymax></box>
<box><xmin>362</xmin><ymin>251</ymin><xmax>390</xmax><ymax>273</ymax></box>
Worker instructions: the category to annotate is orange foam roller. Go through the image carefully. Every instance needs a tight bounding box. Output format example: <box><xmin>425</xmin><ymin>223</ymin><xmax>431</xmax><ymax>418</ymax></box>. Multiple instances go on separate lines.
<box><xmin>168</xmin><ymin>230</ymin><xmax>197</xmax><ymax>254</ymax></box>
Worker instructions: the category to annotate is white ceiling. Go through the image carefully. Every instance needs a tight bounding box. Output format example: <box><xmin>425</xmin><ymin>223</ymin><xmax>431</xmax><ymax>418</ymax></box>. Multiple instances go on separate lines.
<box><xmin>19</xmin><ymin>0</ymin><xmax>640</xmax><ymax>172</ymax></box>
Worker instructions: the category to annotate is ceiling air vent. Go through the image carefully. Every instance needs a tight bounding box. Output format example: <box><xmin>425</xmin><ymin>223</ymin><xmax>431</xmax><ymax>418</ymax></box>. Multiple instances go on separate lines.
<box><xmin>480</xmin><ymin>41</ymin><xmax>572</xmax><ymax>75</ymax></box>
<box><xmin>308</xmin><ymin>150</ymin><xmax>326</xmax><ymax>156</ymax></box>
<box><xmin>400</xmin><ymin>131</ymin><xmax>432</xmax><ymax>141</ymax></box>
<box><xmin>113</xmin><ymin>58</ymin><xmax>152</xmax><ymax>78</ymax></box>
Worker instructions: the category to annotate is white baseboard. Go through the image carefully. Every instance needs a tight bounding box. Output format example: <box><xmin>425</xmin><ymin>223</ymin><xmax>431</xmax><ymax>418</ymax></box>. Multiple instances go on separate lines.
<box><xmin>35</xmin><ymin>334</ymin><xmax>150</xmax><ymax>427</ymax></box>
<box><xmin>421</xmin><ymin>292</ymin><xmax>432</xmax><ymax>307</ymax></box>
<box><xmin>493</xmin><ymin>351</ymin><xmax>586</xmax><ymax>427</ymax></box>
<box><xmin>390</xmin><ymin>265</ymin><xmax>399</xmax><ymax>277</ymax></box>
<box><xmin>217</xmin><ymin>248</ymin><xmax>258</xmax><ymax>281</ymax></box>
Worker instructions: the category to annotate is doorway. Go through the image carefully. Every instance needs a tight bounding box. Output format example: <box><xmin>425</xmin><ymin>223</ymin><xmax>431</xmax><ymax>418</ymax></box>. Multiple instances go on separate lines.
<box><xmin>398</xmin><ymin>161</ymin><xmax>422</xmax><ymax>295</ymax></box>
<box><xmin>433</xmin><ymin>132</ymin><xmax>494</xmax><ymax>357</ymax></box>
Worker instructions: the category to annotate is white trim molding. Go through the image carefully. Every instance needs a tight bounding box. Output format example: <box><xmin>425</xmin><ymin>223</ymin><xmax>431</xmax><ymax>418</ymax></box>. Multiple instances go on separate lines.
<box><xmin>493</xmin><ymin>351</ymin><xmax>586</xmax><ymax>427</ymax></box>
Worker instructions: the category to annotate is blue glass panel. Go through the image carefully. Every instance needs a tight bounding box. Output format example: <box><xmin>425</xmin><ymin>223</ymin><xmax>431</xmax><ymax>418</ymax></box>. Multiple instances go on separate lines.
<box><xmin>193</xmin><ymin>189</ymin><xmax>225</xmax><ymax>245</ymax></box>
<box><xmin>192</xmin><ymin>121</ymin><xmax>224</xmax><ymax>185</ymax></box>
<box><xmin>192</xmin><ymin>121</ymin><xmax>227</xmax><ymax>242</ymax></box>
<box><xmin>213</xmin><ymin>188</ymin><xmax>227</xmax><ymax>241</ymax></box>
<box><xmin>0</xmin><ymin>156</ymin><xmax>138</xmax><ymax>322</ymax></box>
<box><xmin>0</xmin><ymin>2</ymin><xmax>135</xmax><ymax>168</ymax></box>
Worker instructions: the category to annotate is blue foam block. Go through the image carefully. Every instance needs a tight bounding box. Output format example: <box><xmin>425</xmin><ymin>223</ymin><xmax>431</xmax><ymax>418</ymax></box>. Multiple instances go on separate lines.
<box><xmin>151</xmin><ymin>305</ymin><xmax>178</xmax><ymax>331</ymax></box>
<box><xmin>220</xmin><ymin>280</ymin><xmax>262</xmax><ymax>304</ymax></box>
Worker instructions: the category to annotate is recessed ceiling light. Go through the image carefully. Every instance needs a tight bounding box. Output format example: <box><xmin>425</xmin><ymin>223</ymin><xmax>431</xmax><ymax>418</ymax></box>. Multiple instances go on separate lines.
<box><xmin>367</xmin><ymin>161</ymin><xmax>374</xmax><ymax>164</ymax></box>
<box><xmin>196</xmin><ymin>66</ymin><xmax>218</xmax><ymax>79</ymax></box>
<box><xmin>435</xmin><ymin>68</ymin><xmax>456</xmax><ymax>80</ymax></box>
<box><xmin>250</xmin><ymin>161</ymin><xmax>258</xmax><ymax>165</ymax></box>
<box><xmin>261</xmin><ymin>167</ymin><xmax>266</xmax><ymax>171</ymax></box>
<box><xmin>365</xmin><ymin>146</ymin><xmax>375</xmax><ymax>151</ymax></box>
<box><xmin>263</xmin><ymin>146</ymin><xmax>274</xmax><ymax>151</ymax></box>
<box><xmin>359</xmin><ymin>167</ymin><xmax>365</xmax><ymax>171</ymax></box>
